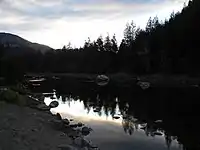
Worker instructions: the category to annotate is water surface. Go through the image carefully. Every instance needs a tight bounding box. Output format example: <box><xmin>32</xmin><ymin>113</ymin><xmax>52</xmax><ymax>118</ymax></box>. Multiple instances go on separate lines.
<box><xmin>44</xmin><ymin>90</ymin><xmax>185</xmax><ymax>150</ymax></box>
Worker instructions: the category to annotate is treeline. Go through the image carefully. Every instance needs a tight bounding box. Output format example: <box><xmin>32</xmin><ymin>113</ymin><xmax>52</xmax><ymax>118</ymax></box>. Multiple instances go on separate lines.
<box><xmin>0</xmin><ymin>0</ymin><xmax>200</xmax><ymax>81</ymax></box>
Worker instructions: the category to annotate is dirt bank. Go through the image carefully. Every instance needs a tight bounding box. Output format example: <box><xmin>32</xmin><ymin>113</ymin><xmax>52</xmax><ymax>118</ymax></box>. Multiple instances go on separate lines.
<box><xmin>0</xmin><ymin>99</ymin><xmax>97</xmax><ymax>150</ymax></box>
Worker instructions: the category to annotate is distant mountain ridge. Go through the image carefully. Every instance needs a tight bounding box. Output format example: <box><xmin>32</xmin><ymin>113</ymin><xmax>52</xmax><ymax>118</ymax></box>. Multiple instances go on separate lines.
<box><xmin>0</xmin><ymin>32</ymin><xmax>53</xmax><ymax>53</ymax></box>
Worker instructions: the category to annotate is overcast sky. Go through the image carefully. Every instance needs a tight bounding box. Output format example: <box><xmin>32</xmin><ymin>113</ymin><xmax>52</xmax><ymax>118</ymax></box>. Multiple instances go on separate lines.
<box><xmin>0</xmin><ymin>0</ymin><xmax>187</xmax><ymax>48</ymax></box>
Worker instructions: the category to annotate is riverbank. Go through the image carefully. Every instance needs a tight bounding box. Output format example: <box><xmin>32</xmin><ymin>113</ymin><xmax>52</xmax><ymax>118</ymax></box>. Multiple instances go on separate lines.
<box><xmin>25</xmin><ymin>73</ymin><xmax>200</xmax><ymax>88</ymax></box>
<box><xmin>0</xmin><ymin>89</ymin><xmax>98</xmax><ymax>150</ymax></box>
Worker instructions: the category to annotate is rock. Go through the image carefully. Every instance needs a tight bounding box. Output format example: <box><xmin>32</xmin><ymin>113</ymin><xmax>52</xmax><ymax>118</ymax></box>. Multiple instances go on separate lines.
<box><xmin>81</xmin><ymin>127</ymin><xmax>92</xmax><ymax>136</ymax></box>
<box><xmin>96</xmin><ymin>75</ymin><xmax>109</xmax><ymax>86</ymax></box>
<box><xmin>70</xmin><ymin>119</ymin><xmax>74</xmax><ymax>121</ymax></box>
<box><xmin>113</xmin><ymin>116</ymin><xmax>120</xmax><ymax>119</ymax></box>
<box><xmin>49</xmin><ymin>101</ymin><xmax>59</xmax><ymax>108</ymax></box>
<box><xmin>74</xmin><ymin>137</ymin><xmax>84</xmax><ymax>147</ymax></box>
<box><xmin>140</xmin><ymin>126</ymin><xmax>146</xmax><ymax>130</ymax></box>
<box><xmin>51</xmin><ymin>119</ymin><xmax>64</xmax><ymax>130</ymax></box>
<box><xmin>77</xmin><ymin>122</ymin><xmax>84</xmax><ymax>127</ymax></box>
<box><xmin>137</xmin><ymin>81</ymin><xmax>150</xmax><ymax>90</ymax></box>
<box><xmin>36</xmin><ymin>103</ymin><xmax>50</xmax><ymax>111</ymax></box>
<box><xmin>62</xmin><ymin>119</ymin><xmax>70</xmax><ymax>125</ymax></box>
<box><xmin>93</xmin><ymin>107</ymin><xmax>101</xmax><ymax>113</ymax></box>
<box><xmin>153</xmin><ymin>132</ymin><xmax>163</xmax><ymax>136</ymax></box>
<box><xmin>58</xmin><ymin>144</ymin><xmax>77</xmax><ymax>150</ymax></box>
<box><xmin>70</xmin><ymin>124</ymin><xmax>78</xmax><ymax>128</ymax></box>
<box><xmin>122</xmin><ymin>116</ymin><xmax>128</xmax><ymax>119</ymax></box>
<box><xmin>154</xmin><ymin>120</ymin><xmax>163</xmax><ymax>123</ymax></box>
<box><xmin>56</xmin><ymin>113</ymin><xmax>62</xmax><ymax>120</ymax></box>
<box><xmin>93</xmin><ymin>109</ymin><xmax>100</xmax><ymax>113</ymax></box>
<box><xmin>50</xmin><ymin>96</ymin><xmax>56</xmax><ymax>100</ymax></box>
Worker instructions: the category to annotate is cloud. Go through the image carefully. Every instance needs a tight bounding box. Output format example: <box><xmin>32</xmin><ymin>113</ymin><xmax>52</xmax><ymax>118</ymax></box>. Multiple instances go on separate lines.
<box><xmin>0</xmin><ymin>0</ymin><xmax>187</xmax><ymax>48</ymax></box>
<box><xmin>0</xmin><ymin>0</ymin><xmax>186</xmax><ymax>20</ymax></box>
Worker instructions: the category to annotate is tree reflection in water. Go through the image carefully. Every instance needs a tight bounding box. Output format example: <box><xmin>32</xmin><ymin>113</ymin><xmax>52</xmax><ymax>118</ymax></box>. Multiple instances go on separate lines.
<box><xmin>39</xmin><ymin>84</ymin><xmax>200</xmax><ymax>150</ymax></box>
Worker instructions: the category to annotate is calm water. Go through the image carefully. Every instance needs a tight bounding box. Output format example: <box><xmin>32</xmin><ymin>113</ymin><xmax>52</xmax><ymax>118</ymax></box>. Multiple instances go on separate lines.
<box><xmin>31</xmin><ymin>82</ymin><xmax>200</xmax><ymax>150</ymax></box>
<box><xmin>45</xmin><ymin>96</ymin><xmax>181</xmax><ymax>150</ymax></box>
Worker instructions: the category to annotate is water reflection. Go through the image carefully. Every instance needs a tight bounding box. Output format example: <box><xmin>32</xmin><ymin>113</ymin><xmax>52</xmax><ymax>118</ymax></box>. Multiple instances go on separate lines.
<box><xmin>32</xmin><ymin>84</ymin><xmax>200</xmax><ymax>150</ymax></box>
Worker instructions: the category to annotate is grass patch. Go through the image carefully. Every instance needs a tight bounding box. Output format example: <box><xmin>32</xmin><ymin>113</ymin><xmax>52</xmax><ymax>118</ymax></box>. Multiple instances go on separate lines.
<box><xmin>0</xmin><ymin>89</ymin><xmax>27</xmax><ymax>106</ymax></box>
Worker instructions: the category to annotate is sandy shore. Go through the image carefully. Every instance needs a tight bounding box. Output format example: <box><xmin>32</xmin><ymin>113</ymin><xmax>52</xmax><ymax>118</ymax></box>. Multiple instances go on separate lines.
<box><xmin>0</xmin><ymin>100</ymin><xmax>97</xmax><ymax>150</ymax></box>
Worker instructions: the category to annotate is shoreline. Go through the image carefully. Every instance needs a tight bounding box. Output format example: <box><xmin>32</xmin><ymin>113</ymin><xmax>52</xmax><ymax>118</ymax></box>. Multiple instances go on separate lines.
<box><xmin>25</xmin><ymin>73</ymin><xmax>200</xmax><ymax>89</ymax></box>
<box><xmin>0</xmin><ymin>88</ymin><xmax>98</xmax><ymax>150</ymax></box>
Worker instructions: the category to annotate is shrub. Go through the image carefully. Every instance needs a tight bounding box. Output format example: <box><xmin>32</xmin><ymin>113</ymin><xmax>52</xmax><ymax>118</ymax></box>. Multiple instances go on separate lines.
<box><xmin>0</xmin><ymin>89</ymin><xmax>27</xmax><ymax>106</ymax></box>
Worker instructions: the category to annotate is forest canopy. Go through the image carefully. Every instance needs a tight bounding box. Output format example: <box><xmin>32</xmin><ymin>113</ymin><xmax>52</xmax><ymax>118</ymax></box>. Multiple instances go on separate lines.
<box><xmin>0</xmin><ymin>0</ymin><xmax>199</xmax><ymax>82</ymax></box>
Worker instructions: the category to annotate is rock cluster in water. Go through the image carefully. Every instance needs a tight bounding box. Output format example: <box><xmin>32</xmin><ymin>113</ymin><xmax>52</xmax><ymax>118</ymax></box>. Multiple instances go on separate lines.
<box><xmin>33</xmin><ymin>99</ymin><xmax>98</xmax><ymax>150</ymax></box>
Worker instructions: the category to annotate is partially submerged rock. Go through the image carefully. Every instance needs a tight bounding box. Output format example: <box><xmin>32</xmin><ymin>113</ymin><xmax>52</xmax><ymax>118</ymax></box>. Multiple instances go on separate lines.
<box><xmin>153</xmin><ymin>131</ymin><xmax>163</xmax><ymax>136</ymax></box>
<box><xmin>96</xmin><ymin>75</ymin><xmax>109</xmax><ymax>86</ymax></box>
<box><xmin>77</xmin><ymin>122</ymin><xmax>84</xmax><ymax>127</ymax></box>
<box><xmin>56</xmin><ymin>113</ymin><xmax>62</xmax><ymax>120</ymax></box>
<box><xmin>81</xmin><ymin>127</ymin><xmax>92</xmax><ymax>136</ymax></box>
<box><xmin>93</xmin><ymin>107</ymin><xmax>101</xmax><ymax>113</ymax></box>
<box><xmin>137</xmin><ymin>81</ymin><xmax>150</xmax><ymax>90</ymax></box>
<box><xmin>113</xmin><ymin>116</ymin><xmax>120</xmax><ymax>119</ymax></box>
<box><xmin>154</xmin><ymin>120</ymin><xmax>163</xmax><ymax>123</ymax></box>
<box><xmin>62</xmin><ymin>119</ymin><xmax>70</xmax><ymax>125</ymax></box>
<box><xmin>49</xmin><ymin>101</ymin><xmax>59</xmax><ymax>108</ymax></box>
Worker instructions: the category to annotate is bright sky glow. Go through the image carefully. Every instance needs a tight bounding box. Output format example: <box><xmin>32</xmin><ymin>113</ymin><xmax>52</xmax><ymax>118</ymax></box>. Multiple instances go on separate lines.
<box><xmin>0</xmin><ymin>0</ymin><xmax>188</xmax><ymax>49</ymax></box>
<box><xmin>45</xmin><ymin>97</ymin><xmax>123</xmax><ymax>124</ymax></box>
